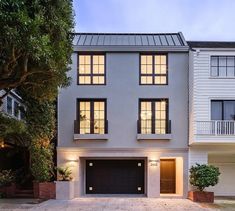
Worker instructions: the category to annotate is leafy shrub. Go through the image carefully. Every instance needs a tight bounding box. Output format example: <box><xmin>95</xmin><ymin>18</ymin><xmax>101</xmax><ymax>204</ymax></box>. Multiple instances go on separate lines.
<box><xmin>0</xmin><ymin>170</ymin><xmax>15</xmax><ymax>187</ymax></box>
<box><xmin>56</xmin><ymin>167</ymin><xmax>72</xmax><ymax>181</ymax></box>
<box><xmin>189</xmin><ymin>163</ymin><xmax>220</xmax><ymax>191</ymax></box>
<box><xmin>30</xmin><ymin>139</ymin><xmax>54</xmax><ymax>182</ymax></box>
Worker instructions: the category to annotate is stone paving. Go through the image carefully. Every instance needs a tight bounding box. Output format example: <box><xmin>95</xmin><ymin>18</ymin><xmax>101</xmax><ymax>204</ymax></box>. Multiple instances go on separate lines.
<box><xmin>0</xmin><ymin>197</ymin><xmax>219</xmax><ymax>211</ymax></box>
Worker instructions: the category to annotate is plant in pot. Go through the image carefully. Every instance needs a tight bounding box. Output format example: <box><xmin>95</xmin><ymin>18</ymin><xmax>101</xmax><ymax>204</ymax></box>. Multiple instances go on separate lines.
<box><xmin>189</xmin><ymin>163</ymin><xmax>220</xmax><ymax>203</ymax></box>
<box><xmin>30</xmin><ymin>139</ymin><xmax>55</xmax><ymax>199</ymax></box>
<box><xmin>0</xmin><ymin>170</ymin><xmax>15</xmax><ymax>198</ymax></box>
<box><xmin>55</xmin><ymin>166</ymin><xmax>74</xmax><ymax>200</ymax></box>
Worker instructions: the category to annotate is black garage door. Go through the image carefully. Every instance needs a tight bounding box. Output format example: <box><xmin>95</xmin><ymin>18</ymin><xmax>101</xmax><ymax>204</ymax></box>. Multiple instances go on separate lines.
<box><xmin>86</xmin><ymin>160</ymin><xmax>145</xmax><ymax>194</ymax></box>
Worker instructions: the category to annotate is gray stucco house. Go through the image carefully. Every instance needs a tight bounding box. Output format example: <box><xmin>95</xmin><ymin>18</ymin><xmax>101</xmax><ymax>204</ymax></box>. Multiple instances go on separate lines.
<box><xmin>57</xmin><ymin>33</ymin><xmax>189</xmax><ymax>198</ymax></box>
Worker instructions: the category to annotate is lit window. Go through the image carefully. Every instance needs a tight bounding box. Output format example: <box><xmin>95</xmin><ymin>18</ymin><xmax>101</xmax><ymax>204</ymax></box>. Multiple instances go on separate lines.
<box><xmin>211</xmin><ymin>56</ymin><xmax>235</xmax><ymax>77</ymax></box>
<box><xmin>139</xmin><ymin>99</ymin><xmax>169</xmax><ymax>134</ymax></box>
<box><xmin>78</xmin><ymin>55</ymin><xmax>105</xmax><ymax>85</ymax></box>
<box><xmin>140</xmin><ymin>55</ymin><xmax>167</xmax><ymax>85</ymax></box>
<box><xmin>78</xmin><ymin>99</ymin><xmax>107</xmax><ymax>134</ymax></box>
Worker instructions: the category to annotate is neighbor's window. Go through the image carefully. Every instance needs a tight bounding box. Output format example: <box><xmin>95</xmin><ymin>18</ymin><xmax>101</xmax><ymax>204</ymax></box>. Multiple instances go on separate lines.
<box><xmin>139</xmin><ymin>99</ymin><xmax>168</xmax><ymax>134</ymax></box>
<box><xmin>78</xmin><ymin>99</ymin><xmax>107</xmax><ymax>134</ymax></box>
<box><xmin>211</xmin><ymin>56</ymin><xmax>235</xmax><ymax>77</ymax></box>
<box><xmin>14</xmin><ymin>101</ymin><xmax>19</xmax><ymax>118</ymax></box>
<box><xmin>211</xmin><ymin>100</ymin><xmax>235</xmax><ymax>120</ymax></box>
<box><xmin>140</xmin><ymin>55</ymin><xmax>167</xmax><ymax>85</ymax></box>
<box><xmin>78</xmin><ymin>54</ymin><xmax>105</xmax><ymax>85</ymax></box>
<box><xmin>7</xmin><ymin>96</ymin><xmax>12</xmax><ymax>115</ymax></box>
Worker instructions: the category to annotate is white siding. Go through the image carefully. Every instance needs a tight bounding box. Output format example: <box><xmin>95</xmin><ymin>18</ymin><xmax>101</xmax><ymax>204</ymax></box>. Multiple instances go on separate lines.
<box><xmin>189</xmin><ymin>148</ymin><xmax>208</xmax><ymax>168</ymax></box>
<box><xmin>189</xmin><ymin>49</ymin><xmax>235</xmax><ymax>144</ymax></box>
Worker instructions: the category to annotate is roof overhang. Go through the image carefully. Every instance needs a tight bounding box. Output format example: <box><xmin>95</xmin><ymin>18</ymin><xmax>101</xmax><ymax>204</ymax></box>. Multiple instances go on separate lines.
<box><xmin>73</xmin><ymin>45</ymin><xmax>189</xmax><ymax>52</ymax></box>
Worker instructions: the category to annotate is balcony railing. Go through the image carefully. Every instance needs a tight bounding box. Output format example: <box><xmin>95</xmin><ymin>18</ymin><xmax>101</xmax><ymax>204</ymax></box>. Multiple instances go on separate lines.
<box><xmin>196</xmin><ymin>121</ymin><xmax>235</xmax><ymax>135</ymax></box>
<box><xmin>137</xmin><ymin>120</ymin><xmax>171</xmax><ymax>134</ymax></box>
<box><xmin>74</xmin><ymin>119</ymin><xmax>108</xmax><ymax>134</ymax></box>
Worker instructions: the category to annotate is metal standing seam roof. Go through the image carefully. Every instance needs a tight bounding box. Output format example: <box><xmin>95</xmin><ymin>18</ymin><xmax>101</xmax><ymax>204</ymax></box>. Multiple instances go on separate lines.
<box><xmin>73</xmin><ymin>33</ymin><xmax>187</xmax><ymax>47</ymax></box>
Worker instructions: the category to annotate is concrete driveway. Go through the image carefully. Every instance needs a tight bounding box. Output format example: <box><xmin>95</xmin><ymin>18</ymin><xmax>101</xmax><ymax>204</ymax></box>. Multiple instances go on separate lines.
<box><xmin>3</xmin><ymin>197</ymin><xmax>235</xmax><ymax>211</ymax></box>
<box><xmin>0</xmin><ymin>197</ymin><xmax>217</xmax><ymax>211</ymax></box>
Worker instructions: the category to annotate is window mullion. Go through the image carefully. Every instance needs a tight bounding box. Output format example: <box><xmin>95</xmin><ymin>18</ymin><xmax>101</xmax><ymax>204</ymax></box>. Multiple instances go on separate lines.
<box><xmin>152</xmin><ymin>55</ymin><xmax>155</xmax><ymax>84</ymax></box>
<box><xmin>91</xmin><ymin>55</ymin><xmax>93</xmax><ymax>84</ymax></box>
<box><xmin>226</xmin><ymin>56</ymin><xmax>228</xmax><ymax>77</ymax></box>
<box><xmin>90</xmin><ymin>101</ymin><xmax>94</xmax><ymax>133</ymax></box>
<box><xmin>152</xmin><ymin>101</ymin><xmax>155</xmax><ymax>134</ymax></box>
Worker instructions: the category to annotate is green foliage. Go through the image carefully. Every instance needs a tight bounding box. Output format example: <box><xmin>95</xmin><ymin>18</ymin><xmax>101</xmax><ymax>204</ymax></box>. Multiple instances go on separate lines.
<box><xmin>56</xmin><ymin>166</ymin><xmax>72</xmax><ymax>181</ymax></box>
<box><xmin>30</xmin><ymin>139</ymin><xmax>54</xmax><ymax>182</ymax></box>
<box><xmin>0</xmin><ymin>113</ymin><xmax>26</xmax><ymax>136</ymax></box>
<box><xmin>0</xmin><ymin>0</ymin><xmax>74</xmax><ymax>101</ymax></box>
<box><xmin>189</xmin><ymin>163</ymin><xmax>220</xmax><ymax>191</ymax></box>
<box><xmin>0</xmin><ymin>170</ymin><xmax>15</xmax><ymax>187</ymax></box>
<box><xmin>0</xmin><ymin>113</ymin><xmax>30</xmax><ymax>147</ymax></box>
<box><xmin>21</xmin><ymin>94</ymin><xmax>56</xmax><ymax>140</ymax></box>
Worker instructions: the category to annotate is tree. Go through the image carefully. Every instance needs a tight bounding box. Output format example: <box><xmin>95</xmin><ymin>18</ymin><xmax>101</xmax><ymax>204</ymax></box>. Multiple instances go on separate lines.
<box><xmin>189</xmin><ymin>163</ymin><xmax>220</xmax><ymax>191</ymax></box>
<box><xmin>0</xmin><ymin>0</ymin><xmax>74</xmax><ymax>102</ymax></box>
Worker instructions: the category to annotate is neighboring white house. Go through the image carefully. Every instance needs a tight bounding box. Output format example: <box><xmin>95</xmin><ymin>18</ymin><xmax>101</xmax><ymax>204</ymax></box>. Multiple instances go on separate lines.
<box><xmin>0</xmin><ymin>90</ymin><xmax>25</xmax><ymax>121</ymax></box>
<box><xmin>57</xmin><ymin>33</ymin><xmax>189</xmax><ymax>198</ymax></box>
<box><xmin>188</xmin><ymin>41</ymin><xmax>235</xmax><ymax>196</ymax></box>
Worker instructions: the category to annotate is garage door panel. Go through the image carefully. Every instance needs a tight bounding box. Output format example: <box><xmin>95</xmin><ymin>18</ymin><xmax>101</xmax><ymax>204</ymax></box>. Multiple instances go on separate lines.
<box><xmin>208</xmin><ymin>163</ymin><xmax>235</xmax><ymax>196</ymax></box>
<box><xmin>86</xmin><ymin>160</ymin><xmax>145</xmax><ymax>194</ymax></box>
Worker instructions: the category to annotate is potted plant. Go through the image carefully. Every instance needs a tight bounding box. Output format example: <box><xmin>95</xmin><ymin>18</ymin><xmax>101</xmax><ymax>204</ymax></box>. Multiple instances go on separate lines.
<box><xmin>0</xmin><ymin>170</ymin><xmax>16</xmax><ymax>198</ymax></box>
<box><xmin>55</xmin><ymin>166</ymin><xmax>74</xmax><ymax>200</ymax></box>
<box><xmin>31</xmin><ymin>139</ymin><xmax>55</xmax><ymax>199</ymax></box>
<box><xmin>188</xmin><ymin>163</ymin><xmax>220</xmax><ymax>203</ymax></box>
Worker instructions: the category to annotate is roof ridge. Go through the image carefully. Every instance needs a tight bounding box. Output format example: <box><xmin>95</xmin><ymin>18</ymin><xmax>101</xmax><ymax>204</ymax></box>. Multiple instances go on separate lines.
<box><xmin>72</xmin><ymin>32</ymin><xmax>181</xmax><ymax>35</ymax></box>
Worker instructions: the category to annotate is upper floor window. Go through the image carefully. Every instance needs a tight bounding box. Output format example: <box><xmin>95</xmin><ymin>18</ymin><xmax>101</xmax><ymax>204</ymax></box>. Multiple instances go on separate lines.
<box><xmin>7</xmin><ymin>96</ymin><xmax>12</xmax><ymax>115</ymax></box>
<box><xmin>138</xmin><ymin>99</ymin><xmax>169</xmax><ymax>134</ymax></box>
<box><xmin>211</xmin><ymin>56</ymin><xmax>235</xmax><ymax>77</ymax></box>
<box><xmin>140</xmin><ymin>55</ymin><xmax>167</xmax><ymax>85</ymax></box>
<box><xmin>14</xmin><ymin>101</ymin><xmax>19</xmax><ymax>118</ymax></box>
<box><xmin>77</xmin><ymin>99</ymin><xmax>107</xmax><ymax>134</ymax></box>
<box><xmin>211</xmin><ymin>100</ymin><xmax>235</xmax><ymax>120</ymax></box>
<box><xmin>78</xmin><ymin>54</ymin><xmax>105</xmax><ymax>85</ymax></box>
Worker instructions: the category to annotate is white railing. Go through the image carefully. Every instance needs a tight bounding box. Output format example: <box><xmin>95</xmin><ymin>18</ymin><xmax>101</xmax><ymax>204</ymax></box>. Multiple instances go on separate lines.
<box><xmin>196</xmin><ymin>121</ymin><xmax>235</xmax><ymax>135</ymax></box>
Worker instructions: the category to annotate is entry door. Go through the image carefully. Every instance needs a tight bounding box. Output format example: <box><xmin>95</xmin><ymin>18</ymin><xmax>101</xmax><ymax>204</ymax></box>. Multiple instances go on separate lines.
<box><xmin>160</xmin><ymin>159</ymin><xmax>176</xmax><ymax>193</ymax></box>
<box><xmin>86</xmin><ymin>160</ymin><xmax>145</xmax><ymax>194</ymax></box>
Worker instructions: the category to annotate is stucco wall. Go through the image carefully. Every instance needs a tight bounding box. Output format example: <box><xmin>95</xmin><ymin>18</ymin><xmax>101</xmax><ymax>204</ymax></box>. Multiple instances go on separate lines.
<box><xmin>57</xmin><ymin>148</ymin><xmax>188</xmax><ymax>198</ymax></box>
<box><xmin>58</xmin><ymin>52</ymin><xmax>189</xmax><ymax>149</ymax></box>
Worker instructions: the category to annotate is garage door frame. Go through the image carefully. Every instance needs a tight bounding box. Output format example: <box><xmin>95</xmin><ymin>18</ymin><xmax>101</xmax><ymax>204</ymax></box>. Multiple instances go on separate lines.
<box><xmin>84</xmin><ymin>157</ymin><xmax>147</xmax><ymax>195</ymax></box>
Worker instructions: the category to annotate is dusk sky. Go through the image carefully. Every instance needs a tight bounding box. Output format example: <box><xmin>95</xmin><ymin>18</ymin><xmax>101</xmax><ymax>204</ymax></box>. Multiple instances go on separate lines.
<box><xmin>73</xmin><ymin>0</ymin><xmax>235</xmax><ymax>41</ymax></box>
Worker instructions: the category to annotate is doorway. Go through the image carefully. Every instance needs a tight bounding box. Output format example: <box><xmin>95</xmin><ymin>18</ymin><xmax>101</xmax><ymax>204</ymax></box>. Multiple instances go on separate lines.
<box><xmin>160</xmin><ymin>159</ymin><xmax>176</xmax><ymax>194</ymax></box>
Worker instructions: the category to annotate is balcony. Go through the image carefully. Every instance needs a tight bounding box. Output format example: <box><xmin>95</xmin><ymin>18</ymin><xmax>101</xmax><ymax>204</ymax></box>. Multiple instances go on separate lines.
<box><xmin>196</xmin><ymin>121</ymin><xmax>235</xmax><ymax>136</ymax></box>
<box><xmin>191</xmin><ymin>120</ymin><xmax>235</xmax><ymax>145</ymax></box>
<box><xmin>74</xmin><ymin>120</ymin><xmax>109</xmax><ymax>140</ymax></box>
<box><xmin>137</xmin><ymin>120</ymin><xmax>172</xmax><ymax>140</ymax></box>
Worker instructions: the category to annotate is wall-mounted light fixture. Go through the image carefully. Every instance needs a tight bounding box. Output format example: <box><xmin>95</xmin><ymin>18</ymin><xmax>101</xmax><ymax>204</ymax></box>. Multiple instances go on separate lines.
<box><xmin>149</xmin><ymin>159</ymin><xmax>159</xmax><ymax>166</ymax></box>
<box><xmin>66</xmin><ymin>158</ymin><xmax>79</xmax><ymax>163</ymax></box>
<box><xmin>0</xmin><ymin>138</ymin><xmax>4</xmax><ymax>148</ymax></box>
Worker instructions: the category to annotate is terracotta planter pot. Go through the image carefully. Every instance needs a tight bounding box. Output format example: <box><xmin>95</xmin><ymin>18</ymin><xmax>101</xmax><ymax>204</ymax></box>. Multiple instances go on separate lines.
<box><xmin>33</xmin><ymin>181</ymin><xmax>55</xmax><ymax>199</ymax></box>
<box><xmin>0</xmin><ymin>183</ymin><xmax>16</xmax><ymax>198</ymax></box>
<box><xmin>188</xmin><ymin>191</ymin><xmax>214</xmax><ymax>203</ymax></box>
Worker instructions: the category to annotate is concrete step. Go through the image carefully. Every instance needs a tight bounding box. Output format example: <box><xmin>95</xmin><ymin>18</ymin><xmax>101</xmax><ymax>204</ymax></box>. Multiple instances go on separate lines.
<box><xmin>14</xmin><ymin>189</ymin><xmax>34</xmax><ymax>198</ymax></box>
